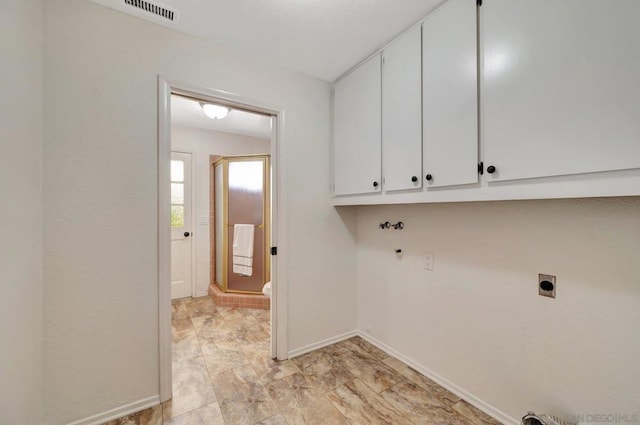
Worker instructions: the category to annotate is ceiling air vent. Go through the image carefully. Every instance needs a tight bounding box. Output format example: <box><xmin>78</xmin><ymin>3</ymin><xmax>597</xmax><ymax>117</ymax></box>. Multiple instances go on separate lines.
<box><xmin>124</xmin><ymin>0</ymin><xmax>176</xmax><ymax>22</ymax></box>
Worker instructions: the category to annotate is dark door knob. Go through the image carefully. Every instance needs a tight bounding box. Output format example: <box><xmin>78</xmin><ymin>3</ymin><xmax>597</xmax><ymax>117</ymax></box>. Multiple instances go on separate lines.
<box><xmin>411</xmin><ymin>176</ymin><xmax>418</xmax><ymax>182</ymax></box>
<box><xmin>184</xmin><ymin>232</ymin><xmax>191</xmax><ymax>237</ymax></box>
<box><xmin>425</xmin><ymin>174</ymin><xmax>433</xmax><ymax>181</ymax></box>
<box><xmin>487</xmin><ymin>166</ymin><xmax>496</xmax><ymax>174</ymax></box>
<box><xmin>373</xmin><ymin>181</ymin><xmax>379</xmax><ymax>188</ymax></box>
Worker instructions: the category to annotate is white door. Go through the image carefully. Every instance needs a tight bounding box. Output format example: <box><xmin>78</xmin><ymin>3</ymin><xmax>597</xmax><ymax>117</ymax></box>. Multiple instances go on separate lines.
<box><xmin>423</xmin><ymin>0</ymin><xmax>478</xmax><ymax>188</ymax></box>
<box><xmin>334</xmin><ymin>54</ymin><xmax>382</xmax><ymax>196</ymax></box>
<box><xmin>382</xmin><ymin>25</ymin><xmax>423</xmax><ymax>192</ymax></box>
<box><xmin>482</xmin><ymin>0</ymin><xmax>640</xmax><ymax>182</ymax></box>
<box><xmin>170</xmin><ymin>152</ymin><xmax>193</xmax><ymax>300</ymax></box>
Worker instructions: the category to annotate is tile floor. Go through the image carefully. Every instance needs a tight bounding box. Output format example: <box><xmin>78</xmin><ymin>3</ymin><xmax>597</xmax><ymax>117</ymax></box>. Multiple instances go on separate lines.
<box><xmin>105</xmin><ymin>296</ymin><xmax>502</xmax><ymax>425</ymax></box>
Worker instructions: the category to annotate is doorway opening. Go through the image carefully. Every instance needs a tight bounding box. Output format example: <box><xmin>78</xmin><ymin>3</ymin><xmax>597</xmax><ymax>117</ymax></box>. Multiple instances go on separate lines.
<box><xmin>158</xmin><ymin>79</ymin><xmax>287</xmax><ymax>404</ymax></box>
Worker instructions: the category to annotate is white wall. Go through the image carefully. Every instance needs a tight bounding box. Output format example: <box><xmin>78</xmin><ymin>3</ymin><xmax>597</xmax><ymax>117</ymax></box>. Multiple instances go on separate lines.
<box><xmin>44</xmin><ymin>0</ymin><xmax>356</xmax><ymax>424</ymax></box>
<box><xmin>42</xmin><ymin>1</ymin><xmax>357</xmax><ymax>423</ymax></box>
<box><xmin>171</xmin><ymin>125</ymin><xmax>270</xmax><ymax>297</ymax></box>
<box><xmin>356</xmin><ymin>198</ymin><xmax>640</xmax><ymax>423</ymax></box>
<box><xmin>0</xmin><ymin>1</ymin><xmax>43</xmax><ymax>424</ymax></box>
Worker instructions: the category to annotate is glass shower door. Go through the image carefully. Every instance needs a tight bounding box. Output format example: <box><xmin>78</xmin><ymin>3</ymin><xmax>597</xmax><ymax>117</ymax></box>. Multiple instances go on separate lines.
<box><xmin>226</xmin><ymin>157</ymin><xmax>267</xmax><ymax>293</ymax></box>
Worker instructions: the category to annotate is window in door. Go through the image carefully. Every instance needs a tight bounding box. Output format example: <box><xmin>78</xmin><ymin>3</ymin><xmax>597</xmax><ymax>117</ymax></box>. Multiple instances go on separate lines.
<box><xmin>171</xmin><ymin>160</ymin><xmax>185</xmax><ymax>227</ymax></box>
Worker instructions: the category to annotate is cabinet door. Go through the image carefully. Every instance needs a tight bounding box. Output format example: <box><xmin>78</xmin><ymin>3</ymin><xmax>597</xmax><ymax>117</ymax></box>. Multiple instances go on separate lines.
<box><xmin>423</xmin><ymin>0</ymin><xmax>478</xmax><ymax>188</ymax></box>
<box><xmin>334</xmin><ymin>54</ymin><xmax>382</xmax><ymax>196</ymax></box>
<box><xmin>483</xmin><ymin>0</ymin><xmax>640</xmax><ymax>182</ymax></box>
<box><xmin>382</xmin><ymin>26</ymin><xmax>423</xmax><ymax>192</ymax></box>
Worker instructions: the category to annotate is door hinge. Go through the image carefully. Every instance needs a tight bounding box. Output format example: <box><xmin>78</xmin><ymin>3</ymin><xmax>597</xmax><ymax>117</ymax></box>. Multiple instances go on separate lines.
<box><xmin>271</xmin><ymin>247</ymin><xmax>278</xmax><ymax>256</ymax></box>
<box><xmin>477</xmin><ymin>0</ymin><xmax>482</xmax><ymax>6</ymax></box>
<box><xmin>478</xmin><ymin>161</ymin><xmax>484</xmax><ymax>175</ymax></box>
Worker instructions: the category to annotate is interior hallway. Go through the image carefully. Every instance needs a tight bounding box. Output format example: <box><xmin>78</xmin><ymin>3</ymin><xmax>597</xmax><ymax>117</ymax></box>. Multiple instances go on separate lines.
<box><xmin>106</xmin><ymin>296</ymin><xmax>501</xmax><ymax>424</ymax></box>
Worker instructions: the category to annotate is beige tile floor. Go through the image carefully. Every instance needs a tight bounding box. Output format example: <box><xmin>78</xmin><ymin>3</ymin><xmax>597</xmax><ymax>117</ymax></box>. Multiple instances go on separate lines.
<box><xmin>105</xmin><ymin>296</ymin><xmax>502</xmax><ymax>425</ymax></box>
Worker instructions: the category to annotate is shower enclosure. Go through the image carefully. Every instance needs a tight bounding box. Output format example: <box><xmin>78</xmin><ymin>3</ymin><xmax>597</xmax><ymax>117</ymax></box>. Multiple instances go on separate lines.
<box><xmin>211</xmin><ymin>155</ymin><xmax>270</xmax><ymax>294</ymax></box>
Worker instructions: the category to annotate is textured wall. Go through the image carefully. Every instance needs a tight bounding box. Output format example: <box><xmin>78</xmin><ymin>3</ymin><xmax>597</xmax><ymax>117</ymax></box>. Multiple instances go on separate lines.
<box><xmin>43</xmin><ymin>1</ymin><xmax>357</xmax><ymax>423</ymax></box>
<box><xmin>0</xmin><ymin>0</ymin><xmax>43</xmax><ymax>424</ymax></box>
<box><xmin>357</xmin><ymin>197</ymin><xmax>640</xmax><ymax>423</ymax></box>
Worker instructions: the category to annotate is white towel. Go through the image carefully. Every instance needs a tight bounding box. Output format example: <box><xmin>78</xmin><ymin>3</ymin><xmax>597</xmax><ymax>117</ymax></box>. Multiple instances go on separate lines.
<box><xmin>232</xmin><ymin>224</ymin><xmax>254</xmax><ymax>276</ymax></box>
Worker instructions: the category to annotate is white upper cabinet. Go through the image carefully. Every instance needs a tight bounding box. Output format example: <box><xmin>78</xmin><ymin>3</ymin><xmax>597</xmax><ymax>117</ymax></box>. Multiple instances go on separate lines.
<box><xmin>423</xmin><ymin>0</ymin><xmax>478</xmax><ymax>188</ymax></box>
<box><xmin>382</xmin><ymin>26</ymin><xmax>423</xmax><ymax>192</ymax></box>
<box><xmin>482</xmin><ymin>0</ymin><xmax>640</xmax><ymax>182</ymax></box>
<box><xmin>332</xmin><ymin>0</ymin><xmax>640</xmax><ymax>205</ymax></box>
<box><xmin>334</xmin><ymin>54</ymin><xmax>382</xmax><ymax>196</ymax></box>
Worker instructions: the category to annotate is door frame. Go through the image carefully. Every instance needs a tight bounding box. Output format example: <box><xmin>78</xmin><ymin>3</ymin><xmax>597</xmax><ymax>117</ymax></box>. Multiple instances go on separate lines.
<box><xmin>158</xmin><ymin>77</ymin><xmax>288</xmax><ymax>402</ymax></box>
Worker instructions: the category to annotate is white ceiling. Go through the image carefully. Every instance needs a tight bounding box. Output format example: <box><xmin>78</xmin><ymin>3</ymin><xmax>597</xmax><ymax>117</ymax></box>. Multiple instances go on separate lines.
<box><xmin>171</xmin><ymin>95</ymin><xmax>272</xmax><ymax>140</ymax></box>
<box><xmin>89</xmin><ymin>0</ymin><xmax>445</xmax><ymax>81</ymax></box>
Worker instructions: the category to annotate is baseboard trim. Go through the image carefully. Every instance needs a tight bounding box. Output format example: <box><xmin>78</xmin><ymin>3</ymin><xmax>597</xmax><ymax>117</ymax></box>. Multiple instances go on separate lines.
<box><xmin>66</xmin><ymin>395</ymin><xmax>160</xmax><ymax>425</ymax></box>
<box><xmin>288</xmin><ymin>329</ymin><xmax>358</xmax><ymax>358</ymax></box>
<box><xmin>357</xmin><ymin>331</ymin><xmax>518</xmax><ymax>425</ymax></box>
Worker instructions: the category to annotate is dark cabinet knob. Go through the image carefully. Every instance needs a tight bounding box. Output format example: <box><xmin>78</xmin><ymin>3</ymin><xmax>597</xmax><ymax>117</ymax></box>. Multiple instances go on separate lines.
<box><xmin>373</xmin><ymin>181</ymin><xmax>379</xmax><ymax>188</ymax></box>
<box><xmin>425</xmin><ymin>174</ymin><xmax>433</xmax><ymax>181</ymax></box>
<box><xmin>487</xmin><ymin>166</ymin><xmax>496</xmax><ymax>174</ymax></box>
<box><xmin>184</xmin><ymin>232</ymin><xmax>191</xmax><ymax>237</ymax></box>
<box><xmin>411</xmin><ymin>176</ymin><xmax>418</xmax><ymax>182</ymax></box>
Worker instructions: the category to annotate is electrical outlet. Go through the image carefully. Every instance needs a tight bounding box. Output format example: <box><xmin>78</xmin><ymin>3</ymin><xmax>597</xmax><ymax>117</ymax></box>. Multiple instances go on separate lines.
<box><xmin>538</xmin><ymin>274</ymin><xmax>556</xmax><ymax>298</ymax></box>
<box><xmin>424</xmin><ymin>252</ymin><xmax>434</xmax><ymax>271</ymax></box>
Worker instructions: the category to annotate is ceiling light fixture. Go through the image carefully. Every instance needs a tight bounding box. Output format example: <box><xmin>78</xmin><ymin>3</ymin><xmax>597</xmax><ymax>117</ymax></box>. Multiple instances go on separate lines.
<box><xmin>201</xmin><ymin>103</ymin><xmax>229</xmax><ymax>119</ymax></box>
